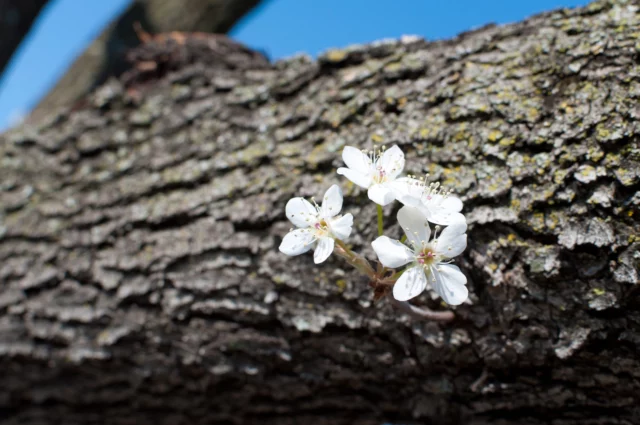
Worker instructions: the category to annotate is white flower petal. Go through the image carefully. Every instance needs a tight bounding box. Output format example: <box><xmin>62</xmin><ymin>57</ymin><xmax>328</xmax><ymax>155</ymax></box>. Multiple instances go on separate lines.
<box><xmin>431</xmin><ymin>264</ymin><xmax>468</xmax><ymax>305</ymax></box>
<box><xmin>368</xmin><ymin>184</ymin><xmax>396</xmax><ymax>206</ymax></box>
<box><xmin>285</xmin><ymin>197</ymin><xmax>319</xmax><ymax>228</ymax></box>
<box><xmin>379</xmin><ymin>145</ymin><xmax>405</xmax><ymax>179</ymax></box>
<box><xmin>279</xmin><ymin>229</ymin><xmax>315</xmax><ymax>256</ymax></box>
<box><xmin>397</xmin><ymin>193</ymin><xmax>423</xmax><ymax>208</ymax></box>
<box><xmin>426</xmin><ymin>194</ymin><xmax>446</xmax><ymax>207</ymax></box>
<box><xmin>440</xmin><ymin>196</ymin><xmax>463</xmax><ymax>212</ymax></box>
<box><xmin>342</xmin><ymin>146</ymin><xmax>372</xmax><ymax>175</ymax></box>
<box><xmin>314</xmin><ymin>237</ymin><xmax>335</xmax><ymax>264</ymax></box>
<box><xmin>427</xmin><ymin>209</ymin><xmax>466</xmax><ymax>226</ymax></box>
<box><xmin>321</xmin><ymin>184</ymin><xmax>343</xmax><ymax>218</ymax></box>
<box><xmin>395</xmin><ymin>181</ymin><xmax>424</xmax><ymax>207</ymax></box>
<box><xmin>435</xmin><ymin>220</ymin><xmax>467</xmax><ymax>258</ymax></box>
<box><xmin>397</xmin><ymin>206</ymin><xmax>430</xmax><ymax>249</ymax></box>
<box><xmin>436</xmin><ymin>233</ymin><xmax>467</xmax><ymax>259</ymax></box>
<box><xmin>329</xmin><ymin>213</ymin><xmax>353</xmax><ymax>240</ymax></box>
<box><xmin>371</xmin><ymin>236</ymin><xmax>413</xmax><ymax>268</ymax></box>
<box><xmin>393</xmin><ymin>266</ymin><xmax>428</xmax><ymax>301</ymax></box>
<box><xmin>337</xmin><ymin>167</ymin><xmax>372</xmax><ymax>189</ymax></box>
<box><xmin>383</xmin><ymin>179</ymin><xmax>408</xmax><ymax>199</ymax></box>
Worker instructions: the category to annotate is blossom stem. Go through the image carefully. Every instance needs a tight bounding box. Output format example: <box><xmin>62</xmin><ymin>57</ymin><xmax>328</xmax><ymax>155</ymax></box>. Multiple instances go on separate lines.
<box><xmin>334</xmin><ymin>238</ymin><xmax>355</xmax><ymax>259</ymax></box>
<box><xmin>400</xmin><ymin>234</ymin><xmax>407</xmax><ymax>243</ymax></box>
<box><xmin>377</xmin><ymin>205</ymin><xmax>384</xmax><ymax>236</ymax></box>
<box><xmin>389</xmin><ymin>269</ymin><xmax>405</xmax><ymax>281</ymax></box>
<box><xmin>334</xmin><ymin>239</ymin><xmax>376</xmax><ymax>279</ymax></box>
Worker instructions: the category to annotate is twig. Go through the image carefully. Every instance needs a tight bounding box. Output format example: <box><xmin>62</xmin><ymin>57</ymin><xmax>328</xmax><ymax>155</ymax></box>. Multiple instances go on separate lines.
<box><xmin>470</xmin><ymin>368</ymin><xmax>489</xmax><ymax>393</ymax></box>
<box><xmin>133</xmin><ymin>22</ymin><xmax>152</xmax><ymax>43</ymax></box>
<box><xmin>388</xmin><ymin>296</ymin><xmax>455</xmax><ymax>322</ymax></box>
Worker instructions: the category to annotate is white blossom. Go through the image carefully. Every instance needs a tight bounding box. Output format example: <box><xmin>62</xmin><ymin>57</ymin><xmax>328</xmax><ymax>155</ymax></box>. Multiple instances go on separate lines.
<box><xmin>337</xmin><ymin>145</ymin><xmax>406</xmax><ymax>206</ymax></box>
<box><xmin>394</xmin><ymin>177</ymin><xmax>465</xmax><ymax>226</ymax></box>
<box><xmin>371</xmin><ymin>206</ymin><xmax>468</xmax><ymax>305</ymax></box>
<box><xmin>279</xmin><ymin>185</ymin><xmax>353</xmax><ymax>264</ymax></box>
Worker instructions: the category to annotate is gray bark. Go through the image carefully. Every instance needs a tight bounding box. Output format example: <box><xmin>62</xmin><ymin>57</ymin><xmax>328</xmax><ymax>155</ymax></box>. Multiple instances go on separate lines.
<box><xmin>1</xmin><ymin>0</ymin><xmax>639</xmax><ymax>424</ymax></box>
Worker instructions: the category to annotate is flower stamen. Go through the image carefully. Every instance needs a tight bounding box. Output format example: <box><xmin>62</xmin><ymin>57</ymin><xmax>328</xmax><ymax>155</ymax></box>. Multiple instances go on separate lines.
<box><xmin>416</xmin><ymin>247</ymin><xmax>437</xmax><ymax>267</ymax></box>
<box><xmin>313</xmin><ymin>219</ymin><xmax>331</xmax><ymax>239</ymax></box>
<box><xmin>407</xmin><ymin>174</ymin><xmax>454</xmax><ymax>201</ymax></box>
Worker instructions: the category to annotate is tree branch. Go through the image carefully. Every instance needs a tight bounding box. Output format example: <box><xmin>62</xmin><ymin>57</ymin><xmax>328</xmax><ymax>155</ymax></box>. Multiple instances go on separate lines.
<box><xmin>0</xmin><ymin>0</ymin><xmax>49</xmax><ymax>77</ymax></box>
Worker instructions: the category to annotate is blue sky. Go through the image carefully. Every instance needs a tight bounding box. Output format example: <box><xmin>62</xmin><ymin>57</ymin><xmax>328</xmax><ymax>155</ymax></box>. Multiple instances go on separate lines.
<box><xmin>0</xmin><ymin>0</ymin><xmax>590</xmax><ymax>131</ymax></box>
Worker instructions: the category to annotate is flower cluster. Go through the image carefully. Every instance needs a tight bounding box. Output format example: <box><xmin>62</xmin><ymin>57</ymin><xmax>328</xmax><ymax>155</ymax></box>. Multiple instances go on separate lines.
<box><xmin>279</xmin><ymin>145</ymin><xmax>469</xmax><ymax>318</ymax></box>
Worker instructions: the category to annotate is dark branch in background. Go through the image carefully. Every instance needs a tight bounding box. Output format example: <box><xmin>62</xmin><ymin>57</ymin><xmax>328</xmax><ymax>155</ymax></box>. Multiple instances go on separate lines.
<box><xmin>25</xmin><ymin>0</ymin><xmax>264</xmax><ymax>123</ymax></box>
<box><xmin>0</xmin><ymin>0</ymin><xmax>49</xmax><ymax>78</ymax></box>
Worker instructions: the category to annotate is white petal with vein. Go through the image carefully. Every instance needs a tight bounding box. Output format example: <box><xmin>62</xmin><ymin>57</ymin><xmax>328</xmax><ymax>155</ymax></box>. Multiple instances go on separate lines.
<box><xmin>342</xmin><ymin>146</ymin><xmax>372</xmax><ymax>175</ymax></box>
<box><xmin>285</xmin><ymin>198</ymin><xmax>319</xmax><ymax>228</ymax></box>
<box><xmin>279</xmin><ymin>229</ymin><xmax>315</xmax><ymax>256</ymax></box>
<box><xmin>314</xmin><ymin>237</ymin><xmax>335</xmax><ymax>264</ymax></box>
<box><xmin>329</xmin><ymin>214</ymin><xmax>353</xmax><ymax>240</ymax></box>
<box><xmin>337</xmin><ymin>167</ymin><xmax>372</xmax><ymax>189</ymax></box>
<box><xmin>393</xmin><ymin>266</ymin><xmax>427</xmax><ymax>301</ymax></box>
<box><xmin>371</xmin><ymin>236</ymin><xmax>413</xmax><ymax>268</ymax></box>
<box><xmin>432</xmin><ymin>264</ymin><xmax>468</xmax><ymax>305</ymax></box>
<box><xmin>321</xmin><ymin>185</ymin><xmax>343</xmax><ymax>218</ymax></box>
<box><xmin>397</xmin><ymin>206</ymin><xmax>430</xmax><ymax>249</ymax></box>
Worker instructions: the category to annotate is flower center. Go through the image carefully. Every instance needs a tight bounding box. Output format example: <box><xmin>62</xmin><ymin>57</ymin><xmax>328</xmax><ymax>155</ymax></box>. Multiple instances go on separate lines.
<box><xmin>314</xmin><ymin>219</ymin><xmax>329</xmax><ymax>237</ymax></box>
<box><xmin>417</xmin><ymin>248</ymin><xmax>437</xmax><ymax>267</ymax></box>
<box><xmin>372</xmin><ymin>166</ymin><xmax>388</xmax><ymax>184</ymax></box>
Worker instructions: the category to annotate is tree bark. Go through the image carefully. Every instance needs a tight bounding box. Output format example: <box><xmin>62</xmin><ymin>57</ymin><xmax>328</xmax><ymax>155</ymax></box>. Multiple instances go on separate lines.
<box><xmin>28</xmin><ymin>0</ymin><xmax>263</xmax><ymax>123</ymax></box>
<box><xmin>0</xmin><ymin>0</ymin><xmax>49</xmax><ymax>77</ymax></box>
<box><xmin>1</xmin><ymin>0</ymin><xmax>639</xmax><ymax>424</ymax></box>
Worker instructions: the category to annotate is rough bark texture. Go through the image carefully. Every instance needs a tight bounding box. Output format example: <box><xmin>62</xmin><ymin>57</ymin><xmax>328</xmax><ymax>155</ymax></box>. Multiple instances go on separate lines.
<box><xmin>28</xmin><ymin>0</ymin><xmax>263</xmax><ymax>123</ymax></box>
<box><xmin>1</xmin><ymin>0</ymin><xmax>640</xmax><ymax>424</ymax></box>
<box><xmin>0</xmin><ymin>0</ymin><xmax>49</xmax><ymax>77</ymax></box>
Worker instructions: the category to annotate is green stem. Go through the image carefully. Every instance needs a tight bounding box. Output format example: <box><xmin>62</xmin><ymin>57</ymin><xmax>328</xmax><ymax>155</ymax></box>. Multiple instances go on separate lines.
<box><xmin>400</xmin><ymin>234</ymin><xmax>407</xmax><ymax>243</ymax></box>
<box><xmin>334</xmin><ymin>239</ymin><xmax>355</xmax><ymax>259</ymax></box>
<box><xmin>389</xmin><ymin>269</ymin><xmax>405</xmax><ymax>281</ymax></box>
<box><xmin>334</xmin><ymin>239</ymin><xmax>376</xmax><ymax>279</ymax></box>
<box><xmin>377</xmin><ymin>205</ymin><xmax>384</xmax><ymax>236</ymax></box>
